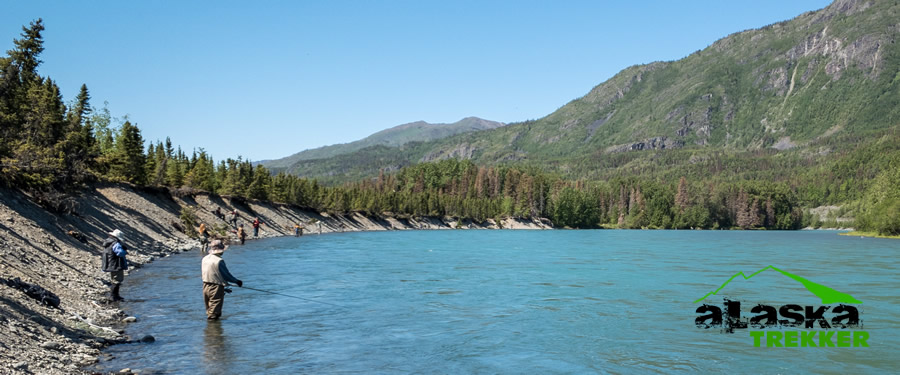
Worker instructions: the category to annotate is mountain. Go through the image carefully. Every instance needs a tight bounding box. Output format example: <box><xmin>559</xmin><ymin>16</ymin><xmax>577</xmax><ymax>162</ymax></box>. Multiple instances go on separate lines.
<box><xmin>279</xmin><ymin>0</ymin><xmax>900</xmax><ymax>187</ymax></box>
<box><xmin>261</xmin><ymin>117</ymin><xmax>505</xmax><ymax>169</ymax></box>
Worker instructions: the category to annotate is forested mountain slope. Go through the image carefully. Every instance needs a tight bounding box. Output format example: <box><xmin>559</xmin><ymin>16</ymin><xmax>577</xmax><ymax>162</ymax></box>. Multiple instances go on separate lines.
<box><xmin>284</xmin><ymin>0</ymin><xmax>899</xmax><ymax>191</ymax></box>
<box><xmin>262</xmin><ymin>117</ymin><xmax>503</xmax><ymax>169</ymax></box>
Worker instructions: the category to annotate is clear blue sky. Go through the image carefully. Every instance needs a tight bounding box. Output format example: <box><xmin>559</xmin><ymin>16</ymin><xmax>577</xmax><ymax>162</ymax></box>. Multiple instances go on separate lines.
<box><xmin>2</xmin><ymin>0</ymin><xmax>832</xmax><ymax>161</ymax></box>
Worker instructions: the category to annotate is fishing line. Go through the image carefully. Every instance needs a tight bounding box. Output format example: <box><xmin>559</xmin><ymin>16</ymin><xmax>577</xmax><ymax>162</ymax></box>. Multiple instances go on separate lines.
<box><xmin>239</xmin><ymin>286</ymin><xmax>346</xmax><ymax>308</ymax></box>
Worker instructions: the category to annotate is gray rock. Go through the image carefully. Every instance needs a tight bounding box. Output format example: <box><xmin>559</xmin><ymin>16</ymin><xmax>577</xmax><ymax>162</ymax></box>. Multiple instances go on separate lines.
<box><xmin>13</xmin><ymin>361</ymin><xmax>27</xmax><ymax>370</ymax></box>
<box><xmin>139</xmin><ymin>335</ymin><xmax>155</xmax><ymax>343</ymax></box>
<box><xmin>41</xmin><ymin>341</ymin><xmax>62</xmax><ymax>350</ymax></box>
<box><xmin>122</xmin><ymin>316</ymin><xmax>138</xmax><ymax>323</ymax></box>
<box><xmin>78</xmin><ymin>354</ymin><xmax>98</xmax><ymax>366</ymax></box>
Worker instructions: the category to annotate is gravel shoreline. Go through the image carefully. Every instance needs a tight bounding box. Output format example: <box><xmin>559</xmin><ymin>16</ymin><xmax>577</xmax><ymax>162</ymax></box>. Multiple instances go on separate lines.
<box><xmin>0</xmin><ymin>184</ymin><xmax>550</xmax><ymax>374</ymax></box>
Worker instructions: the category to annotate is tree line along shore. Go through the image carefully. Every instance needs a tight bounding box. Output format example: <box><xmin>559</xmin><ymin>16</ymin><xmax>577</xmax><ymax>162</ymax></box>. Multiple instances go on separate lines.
<box><xmin>2</xmin><ymin>20</ymin><xmax>898</xmax><ymax>237</ymax></box>
<box><xmin>1</xmin><ymin>15</ymin><xmax>898</xmax><ymax>375</ymax></box>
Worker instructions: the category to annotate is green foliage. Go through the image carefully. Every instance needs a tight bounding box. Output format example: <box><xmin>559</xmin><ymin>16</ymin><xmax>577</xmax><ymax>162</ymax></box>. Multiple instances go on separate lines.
<box><xmin>247</xmin><ymin>165</ymin><xmax>270</xmax><ymax>201</ymax></box>
<box><xmin>855</xmin><ymin>154</ymin><xmax>900</xmax><ymax>235</ymax></box>
<box><xmin>180</xmin><ymin>206</ymin><xmax>198</xmax><ymax>238</ymax></box>
<box><xmin>859</xmin><ymin>198</ymin><xmax>900</xmax><ymax>235</ymax></box>
<box><xmin>7</xmin><ymin>19</ymin><xmax>44</xmax><ymax>80</ymax></box>
<box><xmin>0</xmin><ymin>20</ymin><xmax>97</xmax><ymax>195</ymax></box>
<box><xmin>106</xmin><ymin>121</ymin><xmax>147</xmax><ymax>184</ymax></box>
<box><xmin>184</xmin><ymin>149</ymin><xmax>216</xmax><ymax>191</ymax></box>
<box><xmin>260</xmin><ymin>1</ymin><xmax>900</xmax><ymax>232</ymax></box>
<box><xmin>1</xmin><ymin>13</ymin><xmax>897</xmax><ymax>234</ymax></box>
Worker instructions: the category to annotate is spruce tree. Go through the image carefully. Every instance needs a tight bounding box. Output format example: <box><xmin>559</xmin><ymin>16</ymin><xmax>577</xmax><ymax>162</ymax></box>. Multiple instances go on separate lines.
<box><xmin>166</xmin><ymin>146</ymin><xmax>185</xmax><ymax>187</ymax></box>
<box><xmin>247</xmin><ymin>164</ymin><xmax>270</xmax><ymax>200</ymax></box>
<box><xmin>108</xmin><ymin>121</ymin><xmax>147</xmax><ymax>185</ymax></box>
<box><xmin>144</xmin><ymin>142</ymin><xmax>157</xmax><ymax>184</ymax></box>
<box><xmin>7</xmin><ymin>19</ymin><xmax>44</xmax><ymax>81</ymax></box>
<box><xmin>67</xmin><ymin>84</ymin><xmax>91</xmax><ymax>129</ymax></box>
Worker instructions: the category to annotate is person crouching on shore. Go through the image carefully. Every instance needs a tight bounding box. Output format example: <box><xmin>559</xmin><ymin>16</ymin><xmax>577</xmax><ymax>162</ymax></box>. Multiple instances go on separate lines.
<box><xmin>201</xmin><ymin>240</ymin><xmax>243</xmax><ymax>320</ymax></box>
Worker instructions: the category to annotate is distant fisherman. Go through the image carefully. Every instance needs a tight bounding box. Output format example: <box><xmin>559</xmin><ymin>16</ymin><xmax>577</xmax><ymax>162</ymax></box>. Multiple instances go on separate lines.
<box><xmin>201</xmin><ymin>240</ymin><xmax>243</xmax><ymax>320</ymax></box>
<box><xmin>252</xmin><ymin>217</ymin><xmax>263</xmax><ymax>237</ymax></box>
<box><xmin>229</xmin><ymin>210</ymin><xmax>239</xmax><ymax>228</ymax></box>
<box><xmin>237</xmin><ymin>224</ymin><xmax>247</xmax><ymax>245</ymax></box>
<box><xmin>197</xmin><ymin>223</ymin><xmax>210</xmax><ymax>253</ymax></box>
<box><xmin>101</xmin><ymin>229</ymin><xmax>128</xmax><ymax>302</ymax></box>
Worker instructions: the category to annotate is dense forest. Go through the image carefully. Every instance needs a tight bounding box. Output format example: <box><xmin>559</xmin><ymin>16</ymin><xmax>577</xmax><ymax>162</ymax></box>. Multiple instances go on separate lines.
<box><xmin>2</xmin><ymin>20</ymin><xmax>897</xmax><ymax>234</ymax></box>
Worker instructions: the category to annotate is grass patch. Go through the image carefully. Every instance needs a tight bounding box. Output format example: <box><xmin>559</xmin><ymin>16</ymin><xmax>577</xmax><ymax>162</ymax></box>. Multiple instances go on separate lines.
<box><xmin>839</xmin><ymin>231</ymin><xmax>900</xmax><ymax>239</ymax></box>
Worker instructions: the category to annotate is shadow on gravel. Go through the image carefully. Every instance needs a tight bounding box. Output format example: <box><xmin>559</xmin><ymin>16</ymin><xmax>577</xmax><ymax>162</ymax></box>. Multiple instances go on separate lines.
<box><xmin>0</xmin><ymin>294</ymin><xmax>93</xmax><ymax>344</ymax></box>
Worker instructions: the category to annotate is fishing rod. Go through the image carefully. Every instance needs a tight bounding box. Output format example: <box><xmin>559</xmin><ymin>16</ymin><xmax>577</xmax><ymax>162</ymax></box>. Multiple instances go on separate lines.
<box><xmin>238</xmin><ymin>286</ymin><xmax>346</xmax><ymax>308</ymax></box>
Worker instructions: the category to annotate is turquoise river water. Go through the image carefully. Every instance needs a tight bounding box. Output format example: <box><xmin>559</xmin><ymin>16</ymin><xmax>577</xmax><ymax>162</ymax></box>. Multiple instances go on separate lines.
<box><xmin>94</xmin><ymin>230</ymin><xmax>900</xmax><ymax>374</ymax></box>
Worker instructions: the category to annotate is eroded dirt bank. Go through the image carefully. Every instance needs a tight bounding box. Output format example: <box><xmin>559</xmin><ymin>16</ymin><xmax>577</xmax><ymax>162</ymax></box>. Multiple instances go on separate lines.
<box><xmin>0</xmin><ymin>184</ymin><xmax>550</xmax><ymax>374</ymax></box>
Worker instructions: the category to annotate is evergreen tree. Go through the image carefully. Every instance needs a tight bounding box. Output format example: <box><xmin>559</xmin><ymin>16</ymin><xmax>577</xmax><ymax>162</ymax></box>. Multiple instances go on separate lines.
<box><xmin>247</xmin><ymin>164</ymin><xmax>270</xmax><ymax>200</ymax></box>
<box><xmin>66</xmin><ymin>84</ymin><xmax>91</xmax><ymax>129</ymax></box>
<box><xmin>108</xmin><ymin>121</ymin><xmax>147</xmax><ymax>185</ymax></box>
<box><xmin>150</xmin><ymin>141</ymin><xmax>167</xmax><ymax>186</ymax></box>
<box><xmin>184</xmin><ymin>149</ymin><xmax>216</xmax><ymax>191</ymax></box>
<box><xmin>166</xmin><ymin>146</ymin><xmax>185</xmax><ymax>187</ymax></box>
<box><xmin>7</xmin><ymin>19</ymin><xmax>45</xmax><ymax>81</ymax></box>
<box><xmin>144</xmin><ymin>142</ymin><xmax>157</xmax><ymax>185</ymax></box>
<box><xmin>674</xmin><ymin>176</ymin><xmax>690</xmax><ymax>213</ymax></box>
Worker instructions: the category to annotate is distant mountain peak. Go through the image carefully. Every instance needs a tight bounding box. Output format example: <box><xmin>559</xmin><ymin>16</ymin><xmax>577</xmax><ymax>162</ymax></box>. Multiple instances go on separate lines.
<box><xmin>271</xmin><ymin>0</ymin><xmax>900</xmax><ymax>185</ymax></box>
<box><xmin>262</xmin><ymin>117</ymin><xmax>505</xmax><ymax>170</ymax></box>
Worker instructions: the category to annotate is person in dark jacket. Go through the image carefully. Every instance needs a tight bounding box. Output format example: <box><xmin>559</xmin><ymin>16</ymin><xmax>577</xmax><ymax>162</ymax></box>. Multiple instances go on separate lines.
<box><xmin>201</xmin><ymin>240</ymin><xmax>243</xmax><ymax>319</ymax></box>
<box><xmin>101</xmin><ymin>229</ymin><xmax>128</xmax><ymax>301</ymax></box>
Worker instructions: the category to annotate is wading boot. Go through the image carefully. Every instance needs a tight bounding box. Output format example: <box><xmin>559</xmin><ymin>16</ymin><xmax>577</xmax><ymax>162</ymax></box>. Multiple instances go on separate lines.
<box><xmin>111</xmin><ymin>283</ymin><xmax>124</xmax><ymax>301</ymax></box>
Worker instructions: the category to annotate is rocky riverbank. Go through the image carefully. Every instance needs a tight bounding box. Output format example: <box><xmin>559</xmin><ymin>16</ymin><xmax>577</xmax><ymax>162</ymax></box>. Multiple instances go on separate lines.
<box><xmin>0</xmin><ymin>183</ymin><xmax>551</xmax><ymax>374</ymax></box>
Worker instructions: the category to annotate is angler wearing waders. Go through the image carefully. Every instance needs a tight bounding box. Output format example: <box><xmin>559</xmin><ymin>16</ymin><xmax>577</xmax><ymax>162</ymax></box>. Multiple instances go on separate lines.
<box><xmin>201</xmin><ymin>240</ymin><xmax>243</xmax><ymax>319</ymax></box>
<box><xmin>101</xmin><ymin>229</ymin><xmax>128</xmax><ymax>301</ymax></box>
<box><xmin>237</xmin><ymin>224</ymin><xmax>247</xmax><ymax>245</ymax></box>
<box><xmin>197</xmin><ymin>223</ymin><xmax>210</xmax><ymax>253</ymax></box>
<box><xmin>252</xmin><ymin>217</ymin><xmax>263</xmax><ymax>237</ymax></box>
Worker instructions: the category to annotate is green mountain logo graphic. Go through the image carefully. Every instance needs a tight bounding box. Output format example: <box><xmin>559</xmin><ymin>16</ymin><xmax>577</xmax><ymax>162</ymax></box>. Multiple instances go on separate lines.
<box><xmin>694</xmin><ymin>265</ymin><xmax>862</xmax><ymax>304</ymax></box>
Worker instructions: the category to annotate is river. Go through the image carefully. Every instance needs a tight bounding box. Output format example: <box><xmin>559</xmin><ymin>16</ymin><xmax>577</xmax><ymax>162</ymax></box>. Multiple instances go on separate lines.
<box><xmin>94</xmin><ymin>230</ymin><xmax>900</xmax><ymax>374</ymax></box>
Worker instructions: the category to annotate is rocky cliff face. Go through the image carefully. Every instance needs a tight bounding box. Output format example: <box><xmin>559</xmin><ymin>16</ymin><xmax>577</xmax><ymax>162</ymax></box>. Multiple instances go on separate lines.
<box><xmin>280</xmin><ymin>0</ymin><xmax>899</xmax><ymax>183</ymax></box>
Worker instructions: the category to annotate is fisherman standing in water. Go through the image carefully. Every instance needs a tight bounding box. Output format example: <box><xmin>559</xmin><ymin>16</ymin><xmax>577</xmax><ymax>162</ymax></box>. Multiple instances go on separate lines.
<box><xmin>201</xmin><ymin>240</ymin><xmax>243</xmax><ymax>320</ymax></box>
<box><xmin>237</xmin><ymin>224</ymin><xmax>247</xmax><ymax>245</ymax></box>
<box><xmin>252</xmin><ymin>217</ymin><xmax>263</xmax><ymax>237</ymax></box>
<box><xmin>197</xmin><ymin>223</ymin><xmax>210</xmax><ymax>253</ymax></box>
